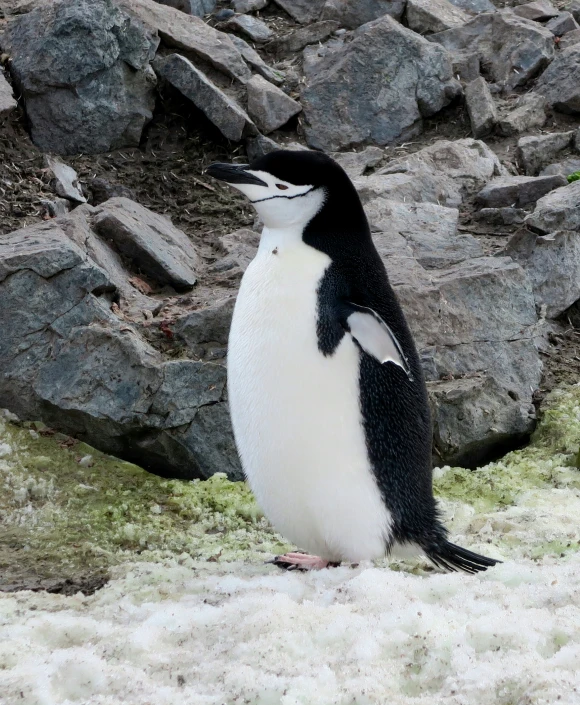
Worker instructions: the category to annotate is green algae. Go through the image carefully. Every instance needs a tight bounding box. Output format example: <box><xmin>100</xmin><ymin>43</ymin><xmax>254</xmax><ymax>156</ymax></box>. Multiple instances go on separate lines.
<box><xmin>0</xmin><ymin>413</ymin><xmax>289</xmax><ymax>589</ymax></box>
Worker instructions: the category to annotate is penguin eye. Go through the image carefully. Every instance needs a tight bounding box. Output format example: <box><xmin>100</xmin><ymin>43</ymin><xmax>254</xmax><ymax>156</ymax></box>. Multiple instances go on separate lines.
<box><xmin>276</xmin><ymin>184</ymin><xmax>289</xmax><ymax>190</ymax></box>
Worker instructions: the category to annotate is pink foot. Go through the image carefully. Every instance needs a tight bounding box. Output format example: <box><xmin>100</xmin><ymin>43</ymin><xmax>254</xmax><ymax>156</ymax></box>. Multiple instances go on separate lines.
<box><xmin>268</xmin><ymin>552</ymin><xmax>341</xmax><ymax>571</ymax></box>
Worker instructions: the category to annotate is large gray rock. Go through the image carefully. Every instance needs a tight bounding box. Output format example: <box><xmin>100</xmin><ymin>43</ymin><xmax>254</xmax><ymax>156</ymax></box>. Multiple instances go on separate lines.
<box><xmin>545</xmin><ymin>12</ymin><xmax>579</xmax><ymax>36</ymax></box>
<box><xmin>407</xmin><ymin>0</ymin><xmax>471</xmax><ymax>34</ymax></box>
<box><xmin>0</xmin><ymin>216</ymin><xmax>241</xmax><ymax>481</ymax></box>
<box><xmin>330</xmin><ymin>146</ymin><xmax>383</xmax><ymax>179</ymax></box>
<box><xmin>153</xmin><ymin>54</ymin><xmax>254</xmax><ymax>141</ymax></box>
<box><xmin>497</xmin><ymin>92</ymin><xmax>547</xmax><ymax>137</ymax></box>
<box><xmin>246</xmin><ymin>74</ymin><xmax>302</xmax><ymax>133</ymax></box>
<box><xmin>517</xmin><ymin>131</ymin><xmax>575</xmax><ymax>175</ymax></box>
<box><xmin>447</xmin><ymin>0</ymin><xmax>495</xmax><ymax>12</ymax></box>
<box><xmin>45</xmin><ymin>157</ymin><xmax>86</xmax><ymax>204</ymax></box>
<box><xmin>559</xmin><ymin>28</ymin><xmax>580</xmax><ymax>50</ymax></box>
<box><xmin>535</xmin><ymin>45</ymin><xmax>580</xmax><ymax>113</ymax></box>
<box><xmin>513</xmin><ymin>0</ymin><xmax>558</xmax><ymax>21</ymax></box>
<box><xmin>118</xmin><ymin>0</ymin><xmax>251</xmax><ymax>82</ymax></box>
<box><xmin>464</xmin><ymin>77</ymin><xmax>497</xmax><ymax>138</ymax></box>
<box><xmin>0</xmin><ymin>0</ymin><xmax>159</xmax><ymax>155</ymax></box>
<box><xmin>233</xmin><ymin>0</ymin><xmax>268</xmax><ymax>11</ymax></box>
<box><xmin>320</xmin><ymin>0</ymin><xmax>406</xmax><ymax>28</ymax></box>
<box><xmin>224</xmin><ymin>14</ymin><xmax>273</xmax><ymax>42</ymax></box>
<box><xmin>301</xmin><ymin>15</ymin><xmax>461</xmax><ymax>151</ymax></box>
<box><xmin>429</xmin><ymin>10</ymin><xmax>555</xmax><ymax>91</ymax></box>
<box><xmin>476</xmin><ymin>174</ymin><xmax>567</xmax><ymax>208</ymax></box>
<box><xmin>155</xmin><ymin>0</ymin><xmax>216</xmax><ymax>15</ymax></box>
<box><xmin>506</xmin><ymin>229</ymin><xmax>580</xmax><ymax>318</ymax></box>
<box><xmin>229</xmin><ymin>35</ymin><xmax>285</xmax><ymax>85</ymax></box>
<box><xmin>272</xmin><ymin>21</ymin><xmax>339</xmax><ymax>55</ymax></box>
<box><xmin>0</xmin><ymin>67</ymin><xmax>17</xmax><ymax>117</ymax></box>
<box><xmin>540</xmin><ymin>158</ymin><xmax>580</xmax><ymax>178</ymax></box>
<box><xmin>526</xmin><ymin>180</ymin><xmax>580</xmax><ymax>233</ymax></box>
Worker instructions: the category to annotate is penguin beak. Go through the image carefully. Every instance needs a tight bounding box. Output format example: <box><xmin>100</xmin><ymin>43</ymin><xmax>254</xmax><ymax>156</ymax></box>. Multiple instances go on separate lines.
<box><xmin>206</xmin><ymin>163</ymin><xmax>268</xmax><ymax>187</ymax></box>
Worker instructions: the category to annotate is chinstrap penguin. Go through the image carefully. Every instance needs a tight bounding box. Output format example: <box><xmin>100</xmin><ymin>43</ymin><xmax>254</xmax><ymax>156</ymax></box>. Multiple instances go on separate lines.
<box><xmin>207</xmin><ymin>150</ymin><xmax>499</xmax><ymax>574</ymax></box>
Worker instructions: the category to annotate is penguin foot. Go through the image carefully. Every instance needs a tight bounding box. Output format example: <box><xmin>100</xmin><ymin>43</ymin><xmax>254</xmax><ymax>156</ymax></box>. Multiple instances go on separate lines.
<box><xmin>267</xmin><ymin>553</ymin><xmax>341</xmax><ymax>571</ymax></box>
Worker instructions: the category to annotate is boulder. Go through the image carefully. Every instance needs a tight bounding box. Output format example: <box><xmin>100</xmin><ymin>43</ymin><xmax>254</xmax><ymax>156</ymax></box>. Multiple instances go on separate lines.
<box><xmin>272</xmin><ymin>0</ymin><xmax>326</xmax><ymax>23</ymax></box>
<box><xmin>0</xmin><ymin>0</ymin><xmax>159</xmax><ymax>155</ymax></box>
<box><xmin>153</xmin><ymin>54</ymin><xmax>254</xmax><ymax>141</ymax></box>
<box><xmin>464</xmin><ymin>77</ymin><xmax>497</xmax><ymax>138</ymax></box>
<box><xmin>558</xmin><ymin>28</ymin><xmax>580</xmax><ymax>50</ymax></box>
<box><xmin>517</xmin><ymin>131</ymin><xmax>575</xmax><ymax>175</ymax></box>
<box><xmin>229</xmin><ymin>35</ymin><xmax>285</xmax><ymax>85</ymax></box>
<box><xmin>233</xmin><ymin>0</ymin><xmax>268</xmax><ymax>11</ymax></box>
<box><xmin>117</xmin><ymin>0</ymin><xmax>251</xmax><ymax>82</ymax></box>
<box><xmin>526</xmin><ymin>180</ymin><xmax>580</xmax><ymax>233</ymax></box>
<box><xmin>301</xmin><ymin>15</ymin><xmax>461</xmax><ymax>151</ymax></box>
<box><xmin>330</xmin><ymin>146</ymin><xmax>383</xmax><ymax>179</ymax></box>
<box><xmin>545</xmin><ymin>12</ymin><xmax>579</xmax><ymax>36</ymax></box>
<box><xmin>0</xmin><ymin>213</ymin><xmax>241</xmax><ymax>481</ymax></box>
<box><xmin>497</xmin><ymin>92</ymin><xmax>547</xmax><ymax>137</ymax></box>
<box><xmin>429</xmin><ymin>10</ymin><xmax>555</xmax><ymax>91</ymax></box>
<box><xmin>271</xmin><ymin>21</ymin><xmax>339</xmax><ymax>55</ymax></box>
<box><xmin>246</xmin><ymin>74</ymin><xmax>302</xmax><ymax>133</ymax></box>
<box><xmin>407</xmin><ymin>0</ymin><xmax>471</xmax><ymax>34</ymax></box>
<box><xmin>320</xmin><ymin>0</ymin><xmax>406</xmax><ymax>28</ymax></box>
<box><xmin>224</xmin><ymin>14</ymin><xmax>273</xmax><ymax>42</ymax></box>
<box><xmin>0</xmin><ymin>67</ymin><xmax>17</xmax><ymax>117</ymax></box>
<box><xmin>540</xmin><ymin>158</ymin><xmax>580</xmax><ymax>178</ymax></box>
<box><xmin>506</xmin><ymin>229</ymin><xmax>580</xmax><ymax>318</ymax></box>
<box><xmin>155</xmin><ymin>0</ymin><xmax>216</xmax><ymax>15</ymax></box>
<box><xmin>451</xmin><ymin>51</ymin><xmax>480</xmax><ymax>82</ymax></box>
<box><xmin>513</xmin><ymin>0</ymin><xmax>559</xmax><ymax>21</ymax></box>
<box><xmin>474</xmin><ymin>207</ymin><xmax>527</xmax><ymax>226</ymax></box>
<box><xmin>476</xmin><ymin>174</ymin><xmax>567</xmax><ymax>208</ymax></box>
<box><xmin>535</xmin><ymin>45</ymin><xmax>580</xmax><ymax>113</ymax></box>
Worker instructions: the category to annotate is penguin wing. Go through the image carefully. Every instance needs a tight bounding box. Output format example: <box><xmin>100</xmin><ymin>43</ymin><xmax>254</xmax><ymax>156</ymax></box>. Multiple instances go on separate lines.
<box><xmin>342</xmin><ymin>302</ymin><xmax>413</xmax><ymax>380</ymax></box>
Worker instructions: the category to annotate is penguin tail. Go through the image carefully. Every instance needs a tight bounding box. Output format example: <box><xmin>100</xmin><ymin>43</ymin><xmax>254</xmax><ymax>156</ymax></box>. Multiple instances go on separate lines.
<box><xmin>424</xmin><ymin>540</ymin><xmax>501</xmax><ymax>574</ymax></box>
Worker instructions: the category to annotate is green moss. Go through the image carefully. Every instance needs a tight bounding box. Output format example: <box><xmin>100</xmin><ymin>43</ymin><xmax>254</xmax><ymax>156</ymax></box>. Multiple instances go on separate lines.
<box><xmin>567</xmin><ymin>171</ymin><xmax>580</xmax><ymax>183</ymax></box>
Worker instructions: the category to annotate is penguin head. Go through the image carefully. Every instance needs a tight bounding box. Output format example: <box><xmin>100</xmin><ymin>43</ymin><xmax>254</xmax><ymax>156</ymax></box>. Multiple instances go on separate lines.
<box><xmin>207</xmin><ymin>150</ymin><xmax>365</xmax><ymax>234</ymax></box>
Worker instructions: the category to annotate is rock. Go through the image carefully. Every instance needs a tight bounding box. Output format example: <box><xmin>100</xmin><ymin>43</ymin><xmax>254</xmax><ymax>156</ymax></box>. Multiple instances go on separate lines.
<box><xmin>320</xmin><ymin>0</ymin><xmax>406</xmax><ymax>28</ymax></box>
<box><xmin>526</xmin><ymin>180</ymin><xmax>580</xmax><ymax>233</ymax></box>
<box><xmin>301</xmin><ymin>15</ymin><xmax>461</xmax><ymax>151</ymax></box>
<box><xmin>513</xmin><ymin>0</ymin><xmax>558</xmax><ymax>21</ymax></box>
<box><xmin>428</xmin><ymin>375</ymin><xmax>534</xmax><ymax>468</ymax></box>
<box><xmin>92</xmin><ymin>197</ymin><xmax>200</xmax><ymax>290</ymax></box>
<box><xmin>155</xmin><ymin>0</ymin><xmax>216</xmax><ymax>15</ymax></box>
<box><xmin>545</xmin><ymin>12</ymin><xmax>579</xmax><ymax>36</ymax></box>
<box><xmin>558</xmin><ymin>28</ymin><xmax>580</xmax><ymax>50</ymax></box>
<box><xmin>374</xmin><ymin>138</ymin><xmax>505</xmax><ymax>202</ymax></box>
<box><xmin>330</xmin><ymin>146</ymin><xmax>383</xmax><ymax>179</ymax></box>
<box><xmin>447</xmin><ymin>0</ymin><xmax>495</xmax><ymax>12</ymax></box>
<box><xmin>476</xmin><ymin>174</ymin><xmax>567</xmax><ymax>208</ymax></box>
<box><xmin>86</xmin><ymin>178</ymin><xmax>137</xmax><ymax>206</ymax></box>
<box><xmin>0</xmin><ymin>221</ymin><xmax>241</xmax><ymax>481</ymax></box>
<box><xmin>233</xmin><ymin>0</ymin><xmax>268</xmax><ymax>11</ymax></box>
<box><xmin>516</xmin><ymin>131</ymin><xmax>574</xmax><ymax>175</ymax></box>
<box><xmin>246</xmin><ymin>133</ymin><xmax>281</xmax><ymax>160</ymax></box>
<box><xmin>464</xmin><ymin>77</ymin><xmax>497</xmax><ymax>138</ymax></box>
<box><xmin>246</xmin><ymin>74</ymin><xmax>302</xmax><ymax>133</ymax></box>
<box><xmin>40</xmin><ymin>199</ymin><xmax>70</xmax><ymax>219</ymax></box>
<box><xmin>506</xmin><ymin>229</ymin><xmax>580</xmax><ymax>318</ymax></box>
<box><xmin>45</xmin><ymin>157</ymin><xmax>86</xmax><ymax>204</ymax></box>
<box><xmin>497</xmin><ymin>92</ymin><xmax>547</xmax><ymax>137</ymax></box>
<box><xmin>173</xmin><ymin>296</ymin><xmax>236</xmax><ymax>350</ymax></box>
<box><xmin>429</xmin><ymin>10</ymin><xmax>555</xmax><ymax>91</ymax></box>
<box><xmin>214</xmin><ymin>8</ymin><xmax>235</xmax><ymax>19</ymax></box>
<box><xmin>474</xmin><ymin>207</ymin><xmax>527</xmax><ymax>226</ymax></box>
<box><xmin>570</xmin><ymin>0</ymin><xmax>580</xmax><ymax>24</ymax></box>
<box><xmin>224</xmin><ymin>14</ymin><xmax>273</xmax><ymax>42</ymax></box>
<box><xmin>207</xmin><ymin>227</ymin><xmax>261</xmax><ymax>280</ymax></box>
<box><xmin>0</xmin><ymin>67</ymin><xmax>17</xmax><ymax>117</ymax></box>
<box><xmin>272</xmin><ymin>0</ymin><xmax>326</xmax><ymax>23</ymax></box>
<box><xmin>229</xmin><ymin>36</ymin><xmax>284</xmax><ymax>85</ymax></box>
<box><xmin>536</xmin><ymin>45</ymin><xmax>580</xmax><ymax>113</ymax></box>
<box><xmin>117</xmin><ymin>0</ymin><xmax>251</xmax><ymax>83</ymax></box>
<box><xmin>153</xmin><ymin>54</ymin><xmax>254</xmax><ymax>141</ymax></box>
<box><xmin>451</xmin><ymin>51</ymin><xmax>480</xmax><ymax>82</ymax></box>
<box><xmin>540</xmin><ymin>158</ymin><xmax>580</xmax><ymax>178</ymax></box>
<box><xmin>272</xmin><ymin>21</ymin><xmax>339</xmax><ymax>54</ymax></box>
<box><xmin>0</xmin><ymin>0</ymin><xmax>159</xmax><ymax>155</ymax></box>
<box><xmin>366</xmin><ymin>200</ymin><xmax>484</xmax><ymax>268</ymax></box>
<box><xmin>407</xmin><ymin>0</ymin><xmax>471</xmax><ymax>34</ymax></box>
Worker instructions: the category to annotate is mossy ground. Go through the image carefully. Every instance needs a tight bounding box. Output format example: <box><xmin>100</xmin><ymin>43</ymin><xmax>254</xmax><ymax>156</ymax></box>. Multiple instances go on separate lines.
<box><xmin>1</xmin><ymin>385</ymin><xmax>580</xmax><ymax>592</ymax></box>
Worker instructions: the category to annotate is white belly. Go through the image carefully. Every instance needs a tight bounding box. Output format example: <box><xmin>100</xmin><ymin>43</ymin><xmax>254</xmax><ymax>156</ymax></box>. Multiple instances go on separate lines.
<box><xmin>227</xmin><ymin>235</ymin><xmax>392</xmax><ymax>562</ymax></box>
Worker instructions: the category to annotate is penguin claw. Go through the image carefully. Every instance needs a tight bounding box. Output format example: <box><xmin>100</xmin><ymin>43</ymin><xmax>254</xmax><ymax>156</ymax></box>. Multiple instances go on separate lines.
<box><xmin>267</xmin><ymin>553</ymin><xmax>339</xmax><ymax>571</ymax></box>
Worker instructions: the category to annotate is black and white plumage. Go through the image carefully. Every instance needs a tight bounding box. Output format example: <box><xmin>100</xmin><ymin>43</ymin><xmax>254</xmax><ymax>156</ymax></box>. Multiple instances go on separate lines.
<box><xmin>207</xmin><ymin>150</ymin><xmax>499</xmax><ymax>574</ymax></box>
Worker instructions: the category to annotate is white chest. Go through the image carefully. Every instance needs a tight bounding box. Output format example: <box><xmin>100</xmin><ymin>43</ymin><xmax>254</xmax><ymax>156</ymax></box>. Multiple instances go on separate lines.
<box><xmin>227</xmin><ymin>232</ymin><xmax>392</xmax><ymax>562</ymax></box>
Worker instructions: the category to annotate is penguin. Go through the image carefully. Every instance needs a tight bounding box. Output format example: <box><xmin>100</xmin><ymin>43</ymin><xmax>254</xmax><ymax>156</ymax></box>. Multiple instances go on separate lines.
<box><xmin>206</xmin><ymin>150</ymin><xmax>499</xmax><ymax>574</ymax></box>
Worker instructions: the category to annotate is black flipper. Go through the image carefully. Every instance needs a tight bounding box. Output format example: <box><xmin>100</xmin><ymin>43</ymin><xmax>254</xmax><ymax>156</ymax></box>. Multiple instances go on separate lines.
<box><xmin>424</xmin><ymin>541</ymin><xmax>501</xmax><ymax>574</ymax></box>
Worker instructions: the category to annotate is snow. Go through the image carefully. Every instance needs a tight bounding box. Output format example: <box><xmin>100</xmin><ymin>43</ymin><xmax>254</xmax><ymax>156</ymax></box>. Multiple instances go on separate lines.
<box><xmin>0</xmin><ymin>554</ymin><xmax>579</xmax><ymax>704</ymax></box>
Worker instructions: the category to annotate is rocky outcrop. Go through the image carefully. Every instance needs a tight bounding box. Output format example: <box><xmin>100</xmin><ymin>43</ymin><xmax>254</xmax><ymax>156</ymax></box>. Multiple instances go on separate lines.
<box><xmin>301</xmin><ymin>15</ymin><xmax>461</xmax><ymax>151</ymax></box>
<box><xmin>0</xmin><ymin>0</ymin><xmax>159</xmax><ymax>154</ymax></box>
<box><xmin>0</xmin><ymin>204</ymin><xmax>241</xmax><ymax>481</ymax></box>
